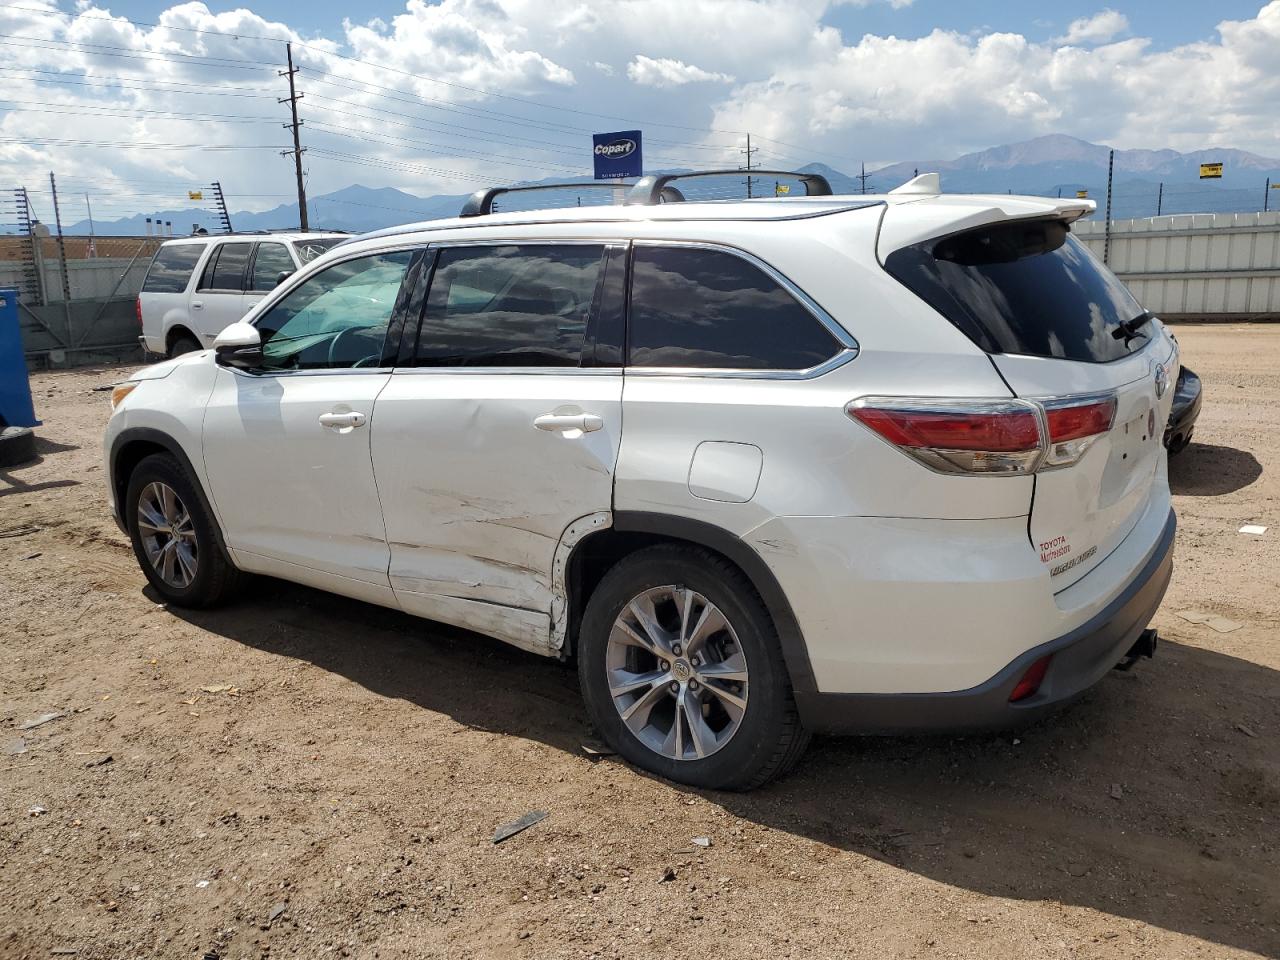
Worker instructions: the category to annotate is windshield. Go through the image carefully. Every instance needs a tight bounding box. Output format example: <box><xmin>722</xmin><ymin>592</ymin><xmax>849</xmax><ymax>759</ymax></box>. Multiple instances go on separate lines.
<box><xmin>884</xmin><ymin>219</ymin><xmax>1150</xmax><ymax>363</ymax></box>
<box><xmin>291</xmin><ymin>237</ymin><xmax>345</xmax><ymax>263</ymax></box>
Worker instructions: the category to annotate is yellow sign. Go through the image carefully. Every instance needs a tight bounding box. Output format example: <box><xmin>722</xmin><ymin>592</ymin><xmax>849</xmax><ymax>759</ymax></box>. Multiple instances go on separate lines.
<box><xmin>188</xmin><ymin>190</ymin><xmax>204</xmax><ymax>200</ymax></box>
<box><xmin>775</xmin><ymin>183</ymin><xmax>791</xmax><ymax>196</ymax></box>
<box><xmin>1199</xmin><ymin>163</ymin><xmax>1223</xmax><ymax>179</ymax></box>
<box><xmin>1076</xmin><ymin>189</ymin><xmax>1088</xmax><ymax>198</ymax></box>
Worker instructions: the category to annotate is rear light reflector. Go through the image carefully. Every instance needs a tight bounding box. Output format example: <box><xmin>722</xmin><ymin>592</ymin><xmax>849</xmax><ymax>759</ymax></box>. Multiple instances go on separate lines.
<box><xmin>135</xmin><ymin>296</ymin><xmax>143</xmax><ymax>329</ymax></box>
<box><xmin>1009</xmin><ymin>654</ymin><xmax>1052</xmax><ymax>702</ymax></box>
<box><xmin>1041</xmin><ymin>394</ymin><xmax>1117</xmax><ymax>469</ymax></box>
<box><xmin>847</xmin><ymin>398</ymin><xmax>1044</xmax><ymax>475</ymax></box>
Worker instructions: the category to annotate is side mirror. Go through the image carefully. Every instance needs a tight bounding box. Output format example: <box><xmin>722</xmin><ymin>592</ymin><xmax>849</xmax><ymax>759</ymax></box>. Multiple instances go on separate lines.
<box><xmin>214</xmin><ymin>321</ymin><xmax>263</xmax><ymax>370</ymax></box>
<box><xmin>276</xmin><ymin>270</ymin><xmax>295</xmax><ymax>287</ymax></box>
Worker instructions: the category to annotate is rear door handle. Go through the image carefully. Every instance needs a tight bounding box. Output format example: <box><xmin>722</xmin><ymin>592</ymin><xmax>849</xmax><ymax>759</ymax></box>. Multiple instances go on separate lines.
<box><xmin>191</xmin><ymin>301</ymin><xmax>204</xmax><ymax>309</ymax></box>
<box><xmin>534</xmin><ymin>413</ymin><xmax>604</xmax><ymax>433</ymax></box>
<box><xmin>318</xmin><ymin>411</ymin><xmax>367</xmax><ymax>429</ymax></box>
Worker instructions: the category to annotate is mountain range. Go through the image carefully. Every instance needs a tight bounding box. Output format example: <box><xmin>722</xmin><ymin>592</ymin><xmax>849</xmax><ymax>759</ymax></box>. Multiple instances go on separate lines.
<box><xmin>22</xmin><ymin>134</ymin><xmax>1280</xmax><ymax>236</ymax></box>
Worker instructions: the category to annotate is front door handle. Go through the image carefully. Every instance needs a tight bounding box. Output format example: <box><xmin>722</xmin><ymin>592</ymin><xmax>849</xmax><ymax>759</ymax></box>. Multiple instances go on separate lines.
<box><xmin>318</xmin><ymin>411</ymin><xmax>367</xmax><ymax>429</ymax></box>
<box><xmin>534</xmin><ymin>413</ymin><xmax>604</xmax><ymax>433</ymax></box>
<box><xmin>191</xmin><ymin>301</ymin><xmax>204</xmax><ymax>310</ymax></box>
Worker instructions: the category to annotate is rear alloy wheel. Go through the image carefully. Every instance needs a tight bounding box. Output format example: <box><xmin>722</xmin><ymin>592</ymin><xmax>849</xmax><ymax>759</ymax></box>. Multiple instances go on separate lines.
<box><xmin>578</xmin><ymin>544</ymin><xmax>809</xmax><ymax>790</ymax></box>
<box><xmin>168</xmin><ymin>334</ymin><xmax>200</xmax><ymax>358</ymax></box>
<box><xmin>125</xmin><ymin>452</ymin><xmax>241</xmax><ymax>607</ymax></box>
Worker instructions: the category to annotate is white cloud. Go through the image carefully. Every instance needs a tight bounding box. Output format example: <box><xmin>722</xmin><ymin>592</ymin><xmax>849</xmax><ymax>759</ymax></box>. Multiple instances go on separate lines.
<box><xmin>626</xmin><ymin>55</ymin><xmax>734</xmax><ymax>87</ymax></box>
<box><xmin>1056</xmin><ymin>9</ymin><xmax>1129</xmax><ymax>45</ymax></box>
<box><xmin>0</xmin><ymin>0</ymin><xmax>1277</xmax><ymax>226</ymax></box>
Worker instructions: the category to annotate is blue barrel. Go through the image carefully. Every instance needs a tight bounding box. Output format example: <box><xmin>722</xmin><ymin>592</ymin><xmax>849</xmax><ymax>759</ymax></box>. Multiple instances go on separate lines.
<box><xmin>0</xmin><ymin>287</ymin><xmax>40</xmax><ymax>427</ymax></box>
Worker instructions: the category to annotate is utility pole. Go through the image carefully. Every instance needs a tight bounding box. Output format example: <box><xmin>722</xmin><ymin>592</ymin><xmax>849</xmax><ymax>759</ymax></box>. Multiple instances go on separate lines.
<box><xmin>1157</xmin><ymin>181</ymin><xmax>1163</xmax><ymax>217</ymax></box>
<box><xmin>1103</xmin><ymin>148</ymin><xmax>1114</xmax><ymax>266</ymax></box>
<box><xmin>740</xmin><ymin>133</ymin><xmax>757</xmax><ymax>199</ymax></box>
<box><xmin>856</xmin><ymin>162</ymin><xmax>872</xmax><ymax>195</ymax></box>
<box><xmin>84</xmin><ymin>193</ymin><xmax>96</xmax><ymax>257</ymax></box>
<box><xmin>280</xmin><ymin>41</ymin><xmax>309</xmax><ymax>231</ymax></box>
<box><xmin>211</xmin><ymin>181</ymin><xmax>233</xmax><ymax>233</ymax></box>
<box><xmin>49</xmin><ymin>171</ymin><xmax>72</xmax><ymax>339</ymax></box>
<box><xmin>1265</xmin><ymin>178</ymin><xmax>1271</xmax><ymax>213</ymax></box>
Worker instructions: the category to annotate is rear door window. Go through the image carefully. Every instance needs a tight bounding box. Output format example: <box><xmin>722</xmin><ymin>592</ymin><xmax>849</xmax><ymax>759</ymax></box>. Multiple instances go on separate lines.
<box><xmin>413</xmin><ymin>244</ymin><xmax>605</xmax><ymax>367</ymax></box>
<box><xmin>627</xmin><ymin>246</ymin><xmax>840</xmax><ymax>370</ymax></box>
<box><xmin>883</xmin><ymin>219</ymin><xmax>1150</xmax><ymax>363</ymax></box>
<box><xmin>208</xmin><ymin>242</ymin><xmax>252</xmax><ymax>292</ymax></box>
<box><xmin>142</xmin><ymin>243</ymin><xmax>205</xmax><ymax>293</ymax></box>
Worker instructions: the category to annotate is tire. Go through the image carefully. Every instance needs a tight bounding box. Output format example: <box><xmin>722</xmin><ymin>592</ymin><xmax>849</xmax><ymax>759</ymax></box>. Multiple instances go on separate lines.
<box><xmin>0</xmin><ymin>426</ymin><xmax>37</xmax><ymax>467</ymax></box>
<box><xmin>168</xmin><ymin>334</ymin><xmax>200</xmax><ymax>358</ymax></box>
<box><xmin>124</xmin><ymin>452</ymin><xmax>242</xmax><ymax>607</ymax></box>
<box><xmin>577</xmin><ymin>544</ymin><xmax>810</xmax><ymax>791</ymax></box>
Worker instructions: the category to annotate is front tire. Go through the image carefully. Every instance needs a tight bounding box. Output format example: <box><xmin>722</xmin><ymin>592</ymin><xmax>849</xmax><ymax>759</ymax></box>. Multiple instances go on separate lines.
<box><xmin>577</xmin><ymin>544</ymin><xmax>809</xmax><ymax>790</ymax></box>
<box><xmin>124</xmin><ymin>453</ymin><xmax>241</xmax><ymax>607</ymax></box>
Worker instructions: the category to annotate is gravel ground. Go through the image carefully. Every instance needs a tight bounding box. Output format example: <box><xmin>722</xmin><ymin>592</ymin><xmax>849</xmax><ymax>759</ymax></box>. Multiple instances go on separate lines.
<box><xmin>1</xmin><ymin>324</ymin><xmax>1277</xmax><ymax>960</ymax></box>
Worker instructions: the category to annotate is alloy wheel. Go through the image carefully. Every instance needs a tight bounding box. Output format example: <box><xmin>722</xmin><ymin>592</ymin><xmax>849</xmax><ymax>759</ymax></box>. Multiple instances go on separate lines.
<box><xmin>605</xmin><ymin>585</ymin><xmax>749</xmax><ymax>761</ymax></box>
<box><xmin>136</xmin><ymin>481</ymin><xmax>198</xmax><ymax>589</ymax></box>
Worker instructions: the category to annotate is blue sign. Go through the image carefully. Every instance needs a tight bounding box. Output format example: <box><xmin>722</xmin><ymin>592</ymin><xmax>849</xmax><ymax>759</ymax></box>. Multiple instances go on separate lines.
<box><xmin>593</xmin><ymin>130</ymin><xmax>642</xmax><ymax>180</ymax></box>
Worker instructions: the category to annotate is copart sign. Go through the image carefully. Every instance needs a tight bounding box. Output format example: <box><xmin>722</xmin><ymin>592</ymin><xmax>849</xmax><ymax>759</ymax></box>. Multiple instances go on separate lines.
<box><xmin>593</xmin><ymin>130</ymin><xmax>642</xmax><ymax>180</ymax></box>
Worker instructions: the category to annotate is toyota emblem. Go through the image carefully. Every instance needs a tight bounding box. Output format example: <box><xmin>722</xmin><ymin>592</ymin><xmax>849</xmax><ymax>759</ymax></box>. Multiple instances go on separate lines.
<box><xmin>1153</xmin><ymin>362</ymin><xmax>1169</xmax><ymax>400</ymax></box>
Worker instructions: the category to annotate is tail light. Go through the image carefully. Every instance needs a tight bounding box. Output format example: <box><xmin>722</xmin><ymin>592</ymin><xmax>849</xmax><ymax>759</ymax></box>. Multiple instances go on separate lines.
<box><xmin>847</xmin><ymin>398</ymin><xmax>1043</xmax><ymax>475</ymax></box>
<box><xmin>1040</xmin><ymin>394</ymin><xmax>1116</xmax><ymax>469</ymax></box>
<box><xmin>847</xmin><ymin>393</ymin><xmax>1117</xmax><ymax>476</ymax></box>
<box><xmin>135</xmin><ymin>296</ymin><xmax>143</xmax><ymax>328</ymax></box>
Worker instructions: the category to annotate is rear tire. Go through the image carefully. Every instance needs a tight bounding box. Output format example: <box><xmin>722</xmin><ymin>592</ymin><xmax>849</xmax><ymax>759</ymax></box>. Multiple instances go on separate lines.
<box><xmin>577</xmin><ymin>544</ymin><xmax>809</xmax><ymax>791</ymax></box>
<box><xmin>124</xmin><ymin>452</ymin><xmax>241</xmax><ymax>607</ymax></box>
<box><xmin>168</xmin><ymin>334</ymin><xmax>200</xmax><ymax>358</ymax></box>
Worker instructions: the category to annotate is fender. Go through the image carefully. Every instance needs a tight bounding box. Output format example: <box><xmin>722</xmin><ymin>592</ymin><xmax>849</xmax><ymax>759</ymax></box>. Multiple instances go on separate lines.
<box><xmin>611</xmin><ymin>510</ymin><xmax>818</xmax><ymax>696</ymax></box>
<box><xmin>108</xmin><ymin>426</ymin><xmax>230</xmax><ymax>556</ymax></box>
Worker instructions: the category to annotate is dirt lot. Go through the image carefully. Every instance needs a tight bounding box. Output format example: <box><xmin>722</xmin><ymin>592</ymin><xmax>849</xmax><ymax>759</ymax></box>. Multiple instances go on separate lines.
<box><xmin>1</xmin><ymin>324</ymin><xmax>1277</xmax><ymax>960</ymax></box>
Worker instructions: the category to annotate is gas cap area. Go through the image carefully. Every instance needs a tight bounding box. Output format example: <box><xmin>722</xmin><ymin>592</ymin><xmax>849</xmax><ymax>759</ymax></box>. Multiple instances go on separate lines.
<box><xmin>688</xmin><ymin>441</ymin><xmax>764</xmax><ymax>503</ymax></box>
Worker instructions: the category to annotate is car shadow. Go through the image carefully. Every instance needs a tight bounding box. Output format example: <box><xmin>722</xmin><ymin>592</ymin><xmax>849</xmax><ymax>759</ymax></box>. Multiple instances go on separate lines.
<box><xmin>1169</xmin><ymin>442</ymin><xmax>1263</xmax><ymax>496</ymax></box>
<box><xmin>169</xmin><ymin>579</ymin><xmax>1280</xmax><ymax>957</ymax></box>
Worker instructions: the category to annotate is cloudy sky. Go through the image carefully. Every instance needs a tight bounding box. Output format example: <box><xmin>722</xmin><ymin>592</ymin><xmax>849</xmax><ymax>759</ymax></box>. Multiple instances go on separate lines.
<box><xmin>1</xmin><ymin>0</ymin><xmax>1277</xmax><ymax>221</ymax></box>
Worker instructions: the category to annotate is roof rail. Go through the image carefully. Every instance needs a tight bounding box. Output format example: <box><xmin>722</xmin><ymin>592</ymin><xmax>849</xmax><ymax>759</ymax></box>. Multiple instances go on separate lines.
<box><xmin>460</xmin><ymin>182</ymin><xmax>634</xmax><ymax>218</ymax></box>
<box><xmin>624</xmin><ymin>170</ymin><xmax>834</xmax><ymax>206</ymax></box>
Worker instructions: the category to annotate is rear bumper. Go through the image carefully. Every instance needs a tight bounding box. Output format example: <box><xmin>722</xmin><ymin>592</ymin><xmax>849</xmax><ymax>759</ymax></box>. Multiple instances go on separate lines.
<box><xmin>796</xmin><ymin>508</ymin><xmax>1176</xmax><ymax>735</ymax></box>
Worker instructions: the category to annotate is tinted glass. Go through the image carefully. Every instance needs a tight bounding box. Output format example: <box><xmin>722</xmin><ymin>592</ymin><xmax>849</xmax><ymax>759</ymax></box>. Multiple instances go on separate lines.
<box><xmin>414</xmin><ymin>245</ymin><xmax>604</xmax><ymax>367</ymax></box>
<box><xmin>293</xmin><ymin>237</ymin><xmax>344</xmax><ymax>263</ymax></box>
<box><xmin>628</xmin><ymin>247</ymin><xmax>840</xmax><ymax>370</ymax></box>
<box><xmin>142</xmin><ymin>243</ymin><xmax>205</xmax><ymax>293</ymax></box>
<box><xmin>210</xmin><ymin>242</ymin><xmax>251</xmax><ymax>291</ymax></box>
<box><xmin>251</xmin><ymin>242</ymin><xmax>295</xmax><ymax>291</ymax></box>
<box><xmin>883</xmin><ymin>219</ymin><xmax>1149</xmax><ymax>363</ymax></box>
<box><xmin>256</xmin><ymin>250</ymin><xmax>413</xmax><ymax>370</ymax></box>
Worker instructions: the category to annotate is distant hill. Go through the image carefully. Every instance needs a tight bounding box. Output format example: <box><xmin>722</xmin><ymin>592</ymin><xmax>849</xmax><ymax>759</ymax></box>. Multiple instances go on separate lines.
<box><xmin>24</xmin><ymin>134</ymin><xmax>1280</xmax><ymax>237</ymax></box>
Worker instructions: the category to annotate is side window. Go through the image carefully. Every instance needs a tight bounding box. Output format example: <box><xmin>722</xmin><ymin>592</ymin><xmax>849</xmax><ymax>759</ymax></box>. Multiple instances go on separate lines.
<box><xmin>414</xmin><ymin>244</ymin><xmax>605</xmax><ymax>367</ymax></box>
<box><xmin>255</xmin><ymin>250</ymin><xmax>413</xmax><ymax>371</ymax></box>
<box><xmin>250</xmin><ymin>242</ymin><xmax>295</xmax><ymax>291</ymax></box>
<box><xmin>628</xmin><ymin>246</ymin><xmax>841</xmax><ymax>370</ymax></box>
<box><xmin>142</xmin><ymin>243</ymin><xmax>205</xmax><ymax>293</ymax></box>
<box><xmin>197</xmin><ymin>246</ymin><xmax>221</xmax><ymax>292</ymax></box>
<box><xmin>210</xmin><ymin>242</ymin><xmax>252</xmax><ymax>292</ymax></box>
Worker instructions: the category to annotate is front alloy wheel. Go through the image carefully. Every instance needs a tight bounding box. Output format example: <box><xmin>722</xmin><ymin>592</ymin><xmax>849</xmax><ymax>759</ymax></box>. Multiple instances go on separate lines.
<box><xmin>136</xmin><ymin>480</ymin><xmax>198</xmax><ymax>588</ymax></box>
<box><xmin>607</xmin><ymin>585</ymin><xmax>750</xmax><ymax>761</ymax></box>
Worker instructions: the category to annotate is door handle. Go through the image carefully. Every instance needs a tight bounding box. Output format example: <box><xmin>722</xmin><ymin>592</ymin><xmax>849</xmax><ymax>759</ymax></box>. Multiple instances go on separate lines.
<box><xmin>191</xmin><ymin>301</ymin><xmax>204</xmax><ymax>309</ymax></box>
<box><xmin>318</xmin><ymin>411</ymin><xmax>367</xmax><ymax>429</ymax></box>
<box><xmin>534</xmin><ymin>413</ymin><xmax>604</xmax><ymax>433</ymax></box>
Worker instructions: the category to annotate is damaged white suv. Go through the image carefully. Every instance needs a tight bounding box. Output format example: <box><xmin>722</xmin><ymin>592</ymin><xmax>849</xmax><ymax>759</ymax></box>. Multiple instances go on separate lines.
<box><xmin>105</xmin><ymin>172</ymin><xmax>1177</xmax><ymax>790</ymax></box>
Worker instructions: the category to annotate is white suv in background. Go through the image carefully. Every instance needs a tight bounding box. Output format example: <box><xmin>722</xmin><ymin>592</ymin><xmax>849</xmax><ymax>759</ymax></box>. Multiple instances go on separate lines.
<box><xmin>105</xmin><ymin>173</ymin><xmax>1178</xmax><ymax>790</ymax></box>
<box><xmin>137</xmin><ymin>232</ymin><xmax>348</xmax><ymax>357</ymax></box>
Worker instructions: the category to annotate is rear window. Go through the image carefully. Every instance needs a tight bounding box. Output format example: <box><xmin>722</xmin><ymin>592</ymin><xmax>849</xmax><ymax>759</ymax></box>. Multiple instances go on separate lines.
<box><xmin>884</xmin><ymin>219</ymin><xmax>1149</xmax><ymax>363</ymax></box>
<box><xmin>628</xmin><ymin>246</ymin><xmax>840</xmax><ymax>370</ymax></box>
<box><xmin>293</xmin><ymin>238</ymin><xmax>344</xmax><ymax>263</ymax></box>
<box><xmin>142</xmin><ymin>243</ymin><xmax>205</xmax><ymax>293</ymax></box>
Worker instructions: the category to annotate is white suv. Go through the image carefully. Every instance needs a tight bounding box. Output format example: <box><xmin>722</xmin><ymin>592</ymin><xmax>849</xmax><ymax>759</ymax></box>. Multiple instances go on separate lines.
<box><xmin>137</xmin><ymin>232</ymin><xmax>348</xmax><ymax>357</ymax></box>
<box><xmin>105</xmin><ymin>173</ymin><xmax>1177</xmax><ymax>790</ymax></box>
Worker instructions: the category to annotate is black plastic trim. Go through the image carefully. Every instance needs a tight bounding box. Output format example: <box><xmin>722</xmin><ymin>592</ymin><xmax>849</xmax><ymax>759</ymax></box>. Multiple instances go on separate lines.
<box><xmin>108</xmin><ymin>427</ymin><xmax>229</xmax><ymax>557</ymax></box>
<box><xmin>797</xmin><ymin>508</ymin><xmax>1177</xmax><ymax>734</ymax></box>
<box><xmin>1165</xmin><ymin>366</ymin><xmax>1202</xmax><ymax>443</ymax></box>
<box><xmin>611</xmin><ymin>511</ymin><xmax>819</xmax><ymax>695</ymax></box>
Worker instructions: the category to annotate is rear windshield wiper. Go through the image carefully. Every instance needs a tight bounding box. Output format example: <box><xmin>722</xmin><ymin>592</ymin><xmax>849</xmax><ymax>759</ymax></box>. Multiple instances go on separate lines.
<box><xmin>1112</xmin><ymin>311</ymin><xmax>1154</xmax><ymax>342</ymax></box>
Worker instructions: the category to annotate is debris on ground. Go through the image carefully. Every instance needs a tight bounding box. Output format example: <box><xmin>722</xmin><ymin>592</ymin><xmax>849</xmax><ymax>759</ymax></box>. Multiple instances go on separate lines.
<box><xmin>0</xmin><ymin>524</ymin><xmax>41</xmax><ymax>538</ymax></box>
<box><xmin>659</xmin><ymin>866</ymin><xmax>677</xmax><ymax>883</ymax></box>
<box><xmin>580</xmin><ymin>740</ymin><xmax>616</xmax><ymax>757</ymax></box>
<box><xmin>492</xmin><ymin>810</ymin><xmax>548</xmax><ymax>844</ymax></box>
<box><xmin>19</xmin><ymin>712</ymin><xmax>65</xmax><ymax>730</ymax></box>
<box><xmin>1109</xmin><ymin>783</ymin><xmax>1124</xmax><ymax>800</ymax></box>
<box><xmin>1238</xmin><ymin>524</ymin><xmax>1268</xmax><ymax>535</ymax></box>
<box><xmin>1174</xmin><ymin>609</ymin><xmax>1213</xmax><ymax>623</ymax></box>
<box><xmin>1205</xmin><ymin>616</ymin><xmax>1244</xmax><ymax>634</ymax></box>
<box><xmin>4</xmin><ymin>738</ymin><xmax>26</xmax><ymax>755</ymax></box>
<box><xmin>1236</xmin><ymin>723</ymin><xmax>1258</xmax><ymax>738</ymax></box>
<box><xmin>84</xmin><ymin>755</ymin><xmax>113</xmax><ymax>768</ymax></box>
<box><xmin>692</xmin><ymin>837</ymin><xmax>711</xmax><ymax>848</ymax></box>
<box><xmin>268</xmin><ymin>901</ymin><xmax>288</xmax><ymax>924</ymax></box>
<box><xmin>28</xmin><ymin>805</ymin><xmax>47</xmax><ymax>816</ymax></box>
<box><xmin>199</xmin><ymin>684</ymin><xmax>237</xmax><ymax>695</ymax></box>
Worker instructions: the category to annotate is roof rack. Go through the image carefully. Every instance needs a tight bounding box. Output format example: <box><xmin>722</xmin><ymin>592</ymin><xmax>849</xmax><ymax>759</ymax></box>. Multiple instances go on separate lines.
<box><xmin>460</xmin><ymin>182</ymin><xmax>634</xmax><ymax>218</ymax></box>
<box><xmin>624</xmin><ymin>170</ymin><xmax>834</xmax><ymax>205</ymax></box>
